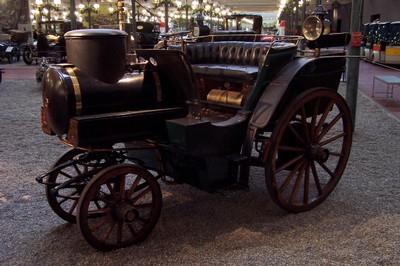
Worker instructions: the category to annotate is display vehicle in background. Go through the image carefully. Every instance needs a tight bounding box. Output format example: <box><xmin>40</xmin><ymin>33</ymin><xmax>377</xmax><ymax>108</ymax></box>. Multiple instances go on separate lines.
<box><xmin>157</xmin><ymin>14</ymin><xmax>265</xmax><ymax>47</ymax></box>
<box><xmin>362</xmin><ymin>21</ymin><xmax>400</xmax><ymax>65</ymax></box>
<box><xmin>21</xmin><ymin>20</ymin><xmax>83</xmax><ymax>65</ymax></box>
<box><xmin>197</xmin><ymin>14</ymin><xmax>264</xmax><ymax>42</ymax></box>
<box><xmin>0</xmin><ymin>29</ymin><xmax>29</xmax><ymax>63</ymax></box>
<box><xmin>221</xmin><ymin>14</ymin><xmax>263</xmax><ymax>34</ymax></box>
<box><xmin>135</xmin><ymin>21</ymin><xmax>161</xmax><ymax>49</ymax></box>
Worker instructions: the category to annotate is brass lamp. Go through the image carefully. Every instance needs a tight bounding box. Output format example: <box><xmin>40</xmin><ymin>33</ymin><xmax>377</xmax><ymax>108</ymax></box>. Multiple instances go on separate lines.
<box><xmin>302</xmin><ymin>5</ymin><xmax>331</xmax><ymax>41</ymax></box>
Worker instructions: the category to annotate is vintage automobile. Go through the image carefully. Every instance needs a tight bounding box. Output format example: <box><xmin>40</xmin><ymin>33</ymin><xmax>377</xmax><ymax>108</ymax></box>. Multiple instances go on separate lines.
<box><xmin>0</xmin><ymin>30</ymin><xmax>28</xmax><ymax>63</ymax></box>
<box><xmin>0</xmin><ymin>41</ymin><xmax>17</xmax><ymax>63</ymax></box>
<box><xmin>21</xmin><ymin>20</ymin><xmax>83</xmax><ymax>65</ymax></box>
<box><xmin>135</xmin><ymin>21</ymin><xmax>161</xmax><ymax>49</ymax></box>
<box><xmin>36</xmin><ymin>9</ymin><xmax>352</xmax><ymax>251</ymax></box>
<box><xmin>222</xmin><ymin>14</ymin><xmax>263</xmax><ymax>34</ymax></box>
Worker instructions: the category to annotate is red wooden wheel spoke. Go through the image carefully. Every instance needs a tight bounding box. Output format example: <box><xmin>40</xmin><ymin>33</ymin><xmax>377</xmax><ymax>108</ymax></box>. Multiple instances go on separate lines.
<box><xmin>317</xmin><ymin>161</ymin><xmax>335</xmax><ymax>179</ymax></box>
<box><xmin>317</xmin><ymin>112</ymin><xmax>344</xmax><ymax>143</ymax></box>
<box><xmin>329</xmin><ymin>151</ymin><xmax>344</xmax><ymax>157</ymax></box>
<box><xmin>58</xmin><ymin>190</ymin><xmax>79</xmax><ymax>205</ymax></box>
<box><xmin>303</xmin><ymin>162</ymin><xmax>310</xmax><ymax>204</ymax></box>
<box><xmin>310</xmin><ymin>161</ymin><xmax>323</xmax><ymax>195</ymax></box>
<box><xmin>315</xmin><ymin>100</ymin><xmax>334</xmax><ymax>137</ymax></box>
<box><xmin>93</xmin><ymin>192</ymin><xmax>114</xmax><ymax>206</ymax></box>
<box><xmin>278</xmin><ymin>159</ymin><xmax>304</xmax><ymax>193</ymax></box>
<box><xmin>276</xmin><ymin>154</ymin><xmax>305</xmax><ymax>173</ymax></box>
<box><xmin>100</xmin><ymin>220</ymin><xmax>116</xmax><ymax>242</ymax></box>
<box><xmin>310</xmin><ymin>97</ymin><xmax>321</xmax><ymax>140</ymax></box>
<box><xmin>127</xmin><ymin>223</ymin><xmax>138</xmax><ymax>238</ymax></box>
<box><xmin>73</xmin><ymin>164</ymin><xmax>82</xmax><ymax>175</ymax></box>
<box><xmin>289</xmin><ymin>162</ymin><xmax>307</xmax><ymax>204</ymax></box>
<box><xmin>58</xmin><ymin>170</ymin><xmax>75</xmax><ymax>179</ymax></box>
<box><xmin>288</xmin><ymin>123</ymin><xmax>308</xmax><ymax>148</ymax></box>
<box><xmin>106</xmin><ymin>183</ymin><xmax>117</xmax><ymax>199</ymax></box>
<box><xmin>91</xmin><ymin>215</ymin><xmax>114</xmax><ymax>232</ymax></box>
<box><xmin>94</xmin><ymin>200</ymin><xmax>104</xmax><ymax>210</ymax></box>
<box><xmin>278</xmin><ymin>145</ymin><xmax>307</xmax><ymax>153</ymax></box>
<box><xmin>67</xmin><ymin>197</ymin><xmax>79</xmax><ymax>214</ymax></box>
<box><xmin>319</xmin><ymin>132</ymin><xmax>346</xmax><ymax>147</ymax></box>
<box><xmin>300</xmin><ymin>106</ymin><xmax>311</xmax><ymax>143</ymax></box>
<box><xmin>126</xmin><ymin>175</ymin><xmax>142</xmax><ymax>198</ymax></box>
<box><xmin>87</xmin><ymin>208</ymin><xmax>113</xmax><ymax>219</ymax></box>
<box><xmin>119</xmin><ymin>175</ymin><xmax>126</xmax><ymax>199</ymax></box>
<box><xmin>130</xmin><ymin>187</ymin><xmax>151</xmax><ymax>205</ymax></box>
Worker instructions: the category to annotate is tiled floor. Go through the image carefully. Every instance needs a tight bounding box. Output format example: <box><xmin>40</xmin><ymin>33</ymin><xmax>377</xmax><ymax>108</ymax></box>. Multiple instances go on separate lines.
<box><xmin>1</xmin><ymin>58</ymin><xmax>400</xmax><ymax>119</ymax></box>
<box><xmin>1</xmin><ymin>68</ymin><xmax>36</xmax><ymax>79</ymax></box>
<box><xmin>357</xmin><ymin>60</ymin><xmax>400</xmax><ymax>119</ymax></box>
<box><xmin>1</xmin><ymin>60</ymin><xmax>36</xmax><ymax>79</ymax></box>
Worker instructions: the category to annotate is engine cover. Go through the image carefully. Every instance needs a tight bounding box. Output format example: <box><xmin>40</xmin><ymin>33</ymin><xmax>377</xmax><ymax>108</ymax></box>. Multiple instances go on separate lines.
<box><xmin>42</xmin><ymin>64</ymin><xmax>150</xmax><ymax>135</ymax></box>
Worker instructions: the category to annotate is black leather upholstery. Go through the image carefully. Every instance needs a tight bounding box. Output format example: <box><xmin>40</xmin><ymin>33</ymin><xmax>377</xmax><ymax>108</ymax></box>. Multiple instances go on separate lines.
<box><xmin>186</xmin><ymin>42</ymin><xmax>266</xmax><ymax>66</ymax></box>
<box><xmin>185</xmin><ymin>41</ymin><xmax>297</xmax><ymax>83</ymax></box>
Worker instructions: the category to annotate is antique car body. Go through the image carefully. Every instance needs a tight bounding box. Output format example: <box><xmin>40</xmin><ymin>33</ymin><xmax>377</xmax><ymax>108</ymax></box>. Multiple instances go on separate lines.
<box><xmin>222</xmin><ymin>14</ymin><xmax>263</xmax><ymax>34</ymax></box>
<box><xmin>21</xmin><ymin>20</ymin><xmax>83</xmax><ymax>65</ymax></box>
<box><xmin>37</xmin><ymin>14</ymin><xmax>352</xmax><ymax>251</ymax></box>
<box><xmin>0</xmin><ymin>30</ymin><xmax>27</xmax><ymax>63</ymax></box>
<box><xmin>0</xmin><ymin>41</ymin><xmax>18</xmax><ymax>63</ymax></box>
<box><xmin>136</xmin><ymin>21</ymin><xmax>161</xmax><ymax>49</ymax></box>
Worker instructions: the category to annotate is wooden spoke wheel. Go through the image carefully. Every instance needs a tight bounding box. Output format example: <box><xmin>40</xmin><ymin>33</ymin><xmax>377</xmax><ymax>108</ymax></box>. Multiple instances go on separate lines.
<box><xmin>77</xmin><ymin>164</ymin><xmax>162</xmax><ymax>251</ymax></box>
<box><xmin>46</xmin><ymin>149</ymin><xmax>115</xmax><ymax>223</ymax></box>
<box><xmin>22</xmin><ymin>46</ymin><xmax>34</xmax><ymax>65</ymax></box>
<box><xmin>265</xmin><ymin>88</ymin><xmax>353</xmax><ymax>213</ymax></box>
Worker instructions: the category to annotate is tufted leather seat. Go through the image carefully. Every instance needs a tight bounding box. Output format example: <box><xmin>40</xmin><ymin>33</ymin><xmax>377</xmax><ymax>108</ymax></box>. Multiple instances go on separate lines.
<box><xmin>185</xmin><ymin>41</ymin><xmax>297</xmax><ymax>84</ymax></box>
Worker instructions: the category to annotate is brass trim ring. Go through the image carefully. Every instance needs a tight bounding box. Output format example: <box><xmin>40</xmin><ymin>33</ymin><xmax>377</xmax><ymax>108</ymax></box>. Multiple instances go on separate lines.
<box><xmin>65</xmin><ymin>67</ymin><xmax>82</xmax><ymax>115</ymax></box>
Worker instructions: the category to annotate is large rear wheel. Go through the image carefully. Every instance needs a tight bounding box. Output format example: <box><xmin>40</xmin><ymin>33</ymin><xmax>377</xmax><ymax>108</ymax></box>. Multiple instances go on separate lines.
<box><xmin>266</xmin><ymin>88</ymin><xmax>353</xmax><ymax>213</ymax></box>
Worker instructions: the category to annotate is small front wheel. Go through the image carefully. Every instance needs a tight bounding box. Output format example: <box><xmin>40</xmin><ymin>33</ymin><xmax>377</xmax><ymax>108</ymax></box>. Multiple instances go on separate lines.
<box><xmin>46</xmin><ymin>149</ymin><xmax>111</xmax><ymax>223</ymax></box>
<box><xmin>77</xmin><ymin>164</ymin><xmax>162</xmax><ymax>251</ymax></box>
<box><xmin>266</xmin><ymin>88</ymin><xmax>353</xmax><ymax>213</ymax></box>
<box><xmin>22</xmin><ymin>46</ymin><xmax>34</xmax><ymax>65</ymax></box>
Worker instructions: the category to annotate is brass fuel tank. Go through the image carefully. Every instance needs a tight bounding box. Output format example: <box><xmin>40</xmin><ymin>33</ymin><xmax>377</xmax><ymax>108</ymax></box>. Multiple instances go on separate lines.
<box><xmin>206</xmin><ymin>89</ymin><xmax>244</xmax><ymax>106</ymax></box>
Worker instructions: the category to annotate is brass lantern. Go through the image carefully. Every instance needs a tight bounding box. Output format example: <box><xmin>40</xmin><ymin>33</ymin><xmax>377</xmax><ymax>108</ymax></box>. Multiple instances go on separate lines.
<box><xmin>302</xmin><ymin>5</ymin><xmax>331</xmax><ymax>41</ymax></box>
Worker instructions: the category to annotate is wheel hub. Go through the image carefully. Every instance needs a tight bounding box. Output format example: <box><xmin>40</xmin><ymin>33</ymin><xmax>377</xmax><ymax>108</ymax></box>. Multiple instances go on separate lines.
<box><xmin>115</xmin><ymin>203</ymin><xmax>138</xmax><ymax>223</ymax></box>
<box><xmin>308</xmin><ymin>145</ymin><xmax>330</xmax><ymax>163</ymax></box>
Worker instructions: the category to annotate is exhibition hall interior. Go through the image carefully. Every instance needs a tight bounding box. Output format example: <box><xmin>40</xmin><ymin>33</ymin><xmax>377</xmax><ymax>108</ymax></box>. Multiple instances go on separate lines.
<box><xmin>0</xmin><ymin>0</ymin><xmax>399</xmax><ymax>263</ymax></box>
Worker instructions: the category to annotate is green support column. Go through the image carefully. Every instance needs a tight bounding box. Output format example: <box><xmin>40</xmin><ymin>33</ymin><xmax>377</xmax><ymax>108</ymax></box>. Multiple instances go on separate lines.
<box><xmin>131</xmin><ymin>0</ymin><xmax>137</xmax><ymax>49</ymax></box>
<box><xmin>69</xmin><ymin>0</ymin><xmax>77</xmax><ymax>30</ymax></box>
<box><xmin>346</xmin><ymin>0</ymin><xmax>363</xmax><ymax>129</ymax></box>
<box><xmin>165</xmin><ymin>0</ymin><xmax>169</xmax><ymax>33</ymax></box>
